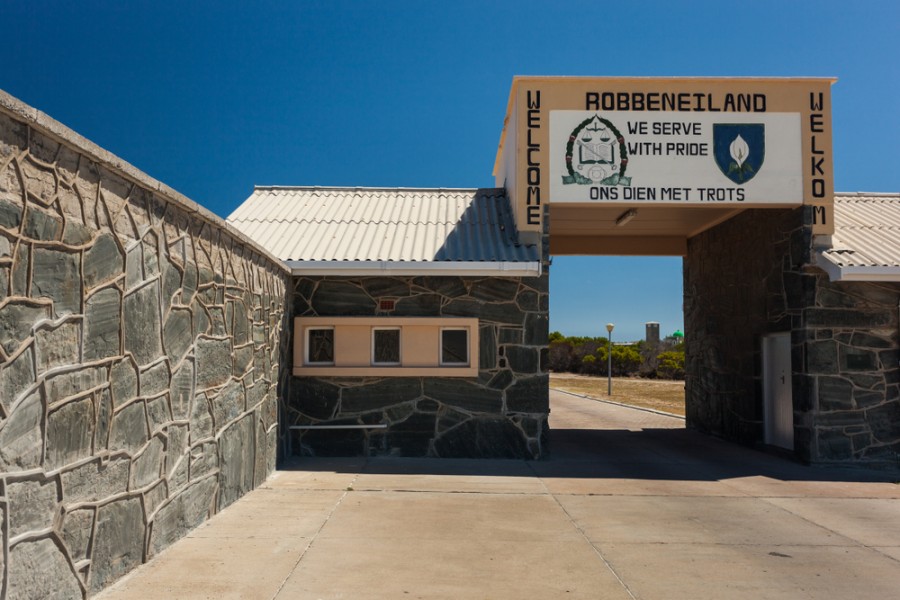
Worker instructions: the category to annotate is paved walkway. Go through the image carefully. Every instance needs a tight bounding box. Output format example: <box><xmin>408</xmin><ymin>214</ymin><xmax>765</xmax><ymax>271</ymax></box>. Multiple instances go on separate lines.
<box><xmin>98</xmin><ymin>390</ymin><xmax>900</xmax><ymax>600</ymax></box>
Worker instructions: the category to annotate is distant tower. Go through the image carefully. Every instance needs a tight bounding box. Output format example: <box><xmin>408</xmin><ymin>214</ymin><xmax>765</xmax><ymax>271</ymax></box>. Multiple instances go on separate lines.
<box><xmin>642</xmin><ymin>322</ymin><xmax>661</xmax><ymax>375</ymax></box>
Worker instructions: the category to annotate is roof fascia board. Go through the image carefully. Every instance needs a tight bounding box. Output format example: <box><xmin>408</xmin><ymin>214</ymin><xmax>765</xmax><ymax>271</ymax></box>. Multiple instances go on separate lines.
<box><xmin>287</xmin><ymin>260</ymin><xmax>542</xmax><ymax>278</ymax></box>
<box><xmin>251</xmin><ymin>185</ymin><xmax>489</xmax><ymax>193</ymax></box>
<box><xmin>815</xmin><ymin>251</ymin><xmax>900</xmax><ymax>282</ymax></box>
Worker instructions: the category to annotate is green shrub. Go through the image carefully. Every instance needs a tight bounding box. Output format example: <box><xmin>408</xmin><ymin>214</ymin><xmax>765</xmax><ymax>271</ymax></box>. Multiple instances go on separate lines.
<box><xmin>657</xmin><ymin>350</ymin><xmax>685</xmax><ymax>380</ymax></box>
<box><xmin>548</xmin><ymin>331</ymin><xmax>682</xmax><ymax>379</ymax></box>
<box><xmin>613</xmin><ymin>345</ymin><xmax>642</xmax><ymax>375</ymax></box>
<box><xmin>580</xmin><ymin>353</ymin><xmax>602</xmax><ymax>375</ymax></box>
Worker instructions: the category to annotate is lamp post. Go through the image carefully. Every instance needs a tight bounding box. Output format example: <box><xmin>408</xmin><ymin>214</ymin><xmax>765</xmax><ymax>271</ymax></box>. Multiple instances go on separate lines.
<box><xmin>606</xmin><ymin>323</ymin><xmax>614</xmax><ymax>396</ymax></box>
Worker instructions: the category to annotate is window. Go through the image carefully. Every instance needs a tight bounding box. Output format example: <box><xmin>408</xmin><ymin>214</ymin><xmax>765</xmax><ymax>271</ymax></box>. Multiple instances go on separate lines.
<box><xmin>294</xmin><ymin>317</ymin><xmax>478</xmax><ymax>377</ymax></box>
<box><xmin>306</xmin><ymin>327</ymin><xmax>334</xmax><ymax>365</ymax></box>
<box><xmin>441</xmin><ymin>328</ymin><xmax>469</xmax><ymax>366</ymax></box>
<box><xmin>372</xmin><ymin>327</ymin><xmax>401</xmax><ymax>365</ymax></box>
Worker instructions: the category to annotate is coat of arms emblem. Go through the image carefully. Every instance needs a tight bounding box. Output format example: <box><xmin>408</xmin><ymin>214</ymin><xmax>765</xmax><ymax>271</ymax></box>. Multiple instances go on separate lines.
<box><xmin>562</xmin><ymin>115</ymin><xmax>631</xmax><ymax>186</ymax></box>
<box><xmin>713</xmin><ymin>124</ymin><xmax>765</xmax><ymax>184</ymax></box>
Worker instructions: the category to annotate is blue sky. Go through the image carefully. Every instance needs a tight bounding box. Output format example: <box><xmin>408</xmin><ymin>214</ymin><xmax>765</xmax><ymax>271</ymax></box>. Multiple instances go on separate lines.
<box><xmin>3</xmin><ymin>1</ymin><xmax>898</xmax><ymax>341</ymax></box>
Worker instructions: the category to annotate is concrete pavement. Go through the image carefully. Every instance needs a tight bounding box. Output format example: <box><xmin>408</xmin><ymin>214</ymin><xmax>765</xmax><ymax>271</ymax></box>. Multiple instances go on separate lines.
<box><xmin>97</xmin><ymin>389</ymin><xmax>900</xmax><ymax>599</ymax></box>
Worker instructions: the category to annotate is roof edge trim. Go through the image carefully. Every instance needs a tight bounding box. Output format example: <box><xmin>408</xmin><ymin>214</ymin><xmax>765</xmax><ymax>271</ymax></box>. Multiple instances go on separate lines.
<box><xmin>815</xmin><ymin>251</ymin><xmax>900</xmax><ymax>282</ymax></box>
<box><xmin>834</xmin><ymin>191</ymin><xmax>900</xmax><ymax>198</ymax></box>
<box><xmin>251</xmin><ymin>185</ymin><xmax>504</xmax><ymax>193</ymax></box>
<box><xmin>287</xmin><ymin>260</ymin><xmax>542</xmax><ymax>278</ymax></box>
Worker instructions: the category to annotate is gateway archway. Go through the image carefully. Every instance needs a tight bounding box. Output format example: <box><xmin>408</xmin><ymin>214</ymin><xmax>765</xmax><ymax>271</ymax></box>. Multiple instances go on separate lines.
<box><xmin>495</xmin><ymin>77</ymin><xmax>839</xmax><ymax>460</ymax></box>
<box><xmin>546</xmin><ymin>208</ymin><xmax>804</xmax><ymax>452</ymax></box>
<box><xmin>546</xmin><ymin>254</ymin><xmax>685</xmax><ymax>406</ymax></box>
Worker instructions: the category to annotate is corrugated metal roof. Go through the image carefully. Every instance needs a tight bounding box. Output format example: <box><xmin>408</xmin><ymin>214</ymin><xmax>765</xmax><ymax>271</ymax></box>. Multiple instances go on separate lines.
<box><xmin>226</xmin><ymin>187</ymin><xmax>538</xmax><ymax>264</ymax></box>
<box><xmin>821</xmin><ymin>193</ymin><xmax>900</xmax><ymax>269</ymax></box>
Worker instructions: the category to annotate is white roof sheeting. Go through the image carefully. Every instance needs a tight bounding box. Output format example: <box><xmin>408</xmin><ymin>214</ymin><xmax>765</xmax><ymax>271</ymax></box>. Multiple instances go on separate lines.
<box><xmin>227</xmin><ymin>187</ymin><xmax>540</xmax><ymax>275</ymax></box>
<box><xmin>817</xmin><ymin>193</ymin><xmax>900</xmax><ymax>281</ymax></box>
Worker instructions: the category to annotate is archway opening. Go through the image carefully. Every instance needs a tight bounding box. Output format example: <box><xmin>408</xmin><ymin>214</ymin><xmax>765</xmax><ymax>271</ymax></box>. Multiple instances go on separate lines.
<box><xmin>547</xmin><ymin>253</ymin><xmax>688</xmax><ymax>458</ymax></box>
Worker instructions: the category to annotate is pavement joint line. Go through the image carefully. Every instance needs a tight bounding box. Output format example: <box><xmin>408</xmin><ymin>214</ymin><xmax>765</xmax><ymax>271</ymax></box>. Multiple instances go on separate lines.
<box><xmin>588</xmin><ymin>541</ymin><xmax>864</xmax><ymax>548</ymax></box>
<box><xmin>525</xmin><ymin>460</ymin><xmax>639</xmax><ymax>600</ymax></box>
<box><xmin>555</xmin><ymin>493</ymin><xmax>755</xmax><ymax>498</ymax></box>
<box><xmin>753</xmin><ymin>495</ymin><xmax>900</xmax><ymax>564</ymax></box>
<box><xmin>550</xmin><ymin>386</ymin><xmax>686</xmax><ymax>420</ymax></box>
<box><xmin>349</xmin><ymin>488</ymin><xmax>542</xmax><ymax>495</ymax></box>
<box><xmin>268</xmin><ymin>467</ymin><xmax>363</xmax><ymax>600</ymax></box>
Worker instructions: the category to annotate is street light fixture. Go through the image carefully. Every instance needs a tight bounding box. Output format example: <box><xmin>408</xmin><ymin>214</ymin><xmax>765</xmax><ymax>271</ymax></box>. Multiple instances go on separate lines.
<box><xmin>606</xmin><ymin>323</ymin><xmax>614</xmax><ymax>396</ymax></box>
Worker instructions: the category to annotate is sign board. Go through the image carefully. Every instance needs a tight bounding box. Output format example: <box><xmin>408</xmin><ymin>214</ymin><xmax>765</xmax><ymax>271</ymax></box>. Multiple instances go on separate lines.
<box><xmin>549</xmin><ymin>111</ymin><xmax>802</xmax><ymax>204</ymax></box>
<box><xmin>493</xmin><ymin>77</ymin><xmax>835</xmax><ymax>240</ymax></box>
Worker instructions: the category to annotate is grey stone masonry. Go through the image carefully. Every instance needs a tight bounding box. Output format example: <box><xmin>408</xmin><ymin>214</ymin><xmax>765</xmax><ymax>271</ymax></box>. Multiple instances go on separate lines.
<box><xmin>0</xmin><ymin>93</ymin><xmax>289</xmax><ymax>598</ymax></box>
<box><xmin>289</xmin><ymin>270</ymin><xmax>550</xmax><ymax>459</ymax></box>
<box><xmin>685</xmin><ymin>206</ymin><xmax>899</xmax><ymax>469</ymax></box>
<box><xmin>805</xmin><ymin>276</ymin><xmax>900</xmax><ymax>467</ymax></box>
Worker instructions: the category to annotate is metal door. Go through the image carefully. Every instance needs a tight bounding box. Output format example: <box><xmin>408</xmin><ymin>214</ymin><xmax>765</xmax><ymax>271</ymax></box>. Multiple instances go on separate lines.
<box><xmin>762</xmin><ymin>333</ymin><xmax>793</xmax><ymax>450</ymax></box>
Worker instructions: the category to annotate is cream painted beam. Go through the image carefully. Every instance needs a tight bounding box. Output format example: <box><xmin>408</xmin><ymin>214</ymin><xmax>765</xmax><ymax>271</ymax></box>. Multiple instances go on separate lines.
<box><xmin>687</xmin><ymin>208</ymin><xmax>745</xmax><ymax>238</ymax></box>
<box><xmin>551</xmin><ymin>235</ymin><xmax>687</xmax><ymax>256</ymax></box>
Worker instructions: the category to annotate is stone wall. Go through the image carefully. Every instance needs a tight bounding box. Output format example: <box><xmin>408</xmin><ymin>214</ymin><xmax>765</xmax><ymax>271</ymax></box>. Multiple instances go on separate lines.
<box><xmin>0</xmin><ymin>93</ymin><xmax>290</xmax><ymax>597</ymax></box>
<box><xmin>804</xmin><ymin>275</ymin><xmax>900</xmax><ymax>467</ymax></box>
<box><xmin>289</xmin><ymin>272</ymin><xmax>550</xmax><ymax>459</ymax></box>
<box><xmin>684</xmin><ymin>208</ymin><xmax>803</xmax><ymax>446</ymax></box>
<box><xmin>684</xmin><ymin>206</ymin><xmax>900</xmax><ymax>469</ymax></box>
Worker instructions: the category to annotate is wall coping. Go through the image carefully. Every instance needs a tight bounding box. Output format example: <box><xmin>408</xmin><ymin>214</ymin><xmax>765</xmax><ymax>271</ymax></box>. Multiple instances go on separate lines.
<box><xmin>0</xmin><ymin>88</ymin><xmax>291</xmax><ymax>275</ymax></box>
<box><xmin>287</xmin><ymin>260</ymin><xmax>542</xmax><ymax>277</ymax></box>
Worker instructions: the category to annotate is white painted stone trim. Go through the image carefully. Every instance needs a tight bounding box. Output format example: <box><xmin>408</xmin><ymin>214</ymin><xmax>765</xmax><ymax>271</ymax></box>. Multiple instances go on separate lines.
<box><xmin>0</xmin><ymin>88</ymin><xmax>290</xmax><ymax>275</ymax></box>
<box><xmin>287</xmin><ymin>260</ymin><xmax>542</xmax><ymax>277</ymax></box>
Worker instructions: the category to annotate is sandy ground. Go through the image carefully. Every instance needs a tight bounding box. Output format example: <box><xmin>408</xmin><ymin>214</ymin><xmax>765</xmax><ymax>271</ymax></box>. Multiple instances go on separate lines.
<box><xmin>550</xmin><ymin>372</ymin><xmax>686</xmax><ymax>416</ymax></box>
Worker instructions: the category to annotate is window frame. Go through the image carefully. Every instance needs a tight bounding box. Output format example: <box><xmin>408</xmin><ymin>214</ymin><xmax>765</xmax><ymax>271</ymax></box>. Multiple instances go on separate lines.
<box><xmin>439</xmin><ymin>327</ymin><xmax>470</xmax><ymax>367</ymax></box>
<box><xmin>371</xmin><ymin>326</ymin><xmax>402</xmax><ymax>366</ymax></box>
<box><xmin>305</xmin><ymin>326</ymin><xmax>335</xmax><ymax>366</ymax></box>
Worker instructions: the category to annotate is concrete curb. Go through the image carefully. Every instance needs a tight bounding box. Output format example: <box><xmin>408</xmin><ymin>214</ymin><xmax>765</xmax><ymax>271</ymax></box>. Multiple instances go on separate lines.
<box><xmin>550</xmin><ymin>386</ymin><xmax>686</xmax><ymax>420</ymax></box>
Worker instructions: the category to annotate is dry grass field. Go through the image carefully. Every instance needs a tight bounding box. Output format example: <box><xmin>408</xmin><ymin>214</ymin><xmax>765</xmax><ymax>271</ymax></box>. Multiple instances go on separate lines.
<box><xmin>550</xmin><ymin>372</ymin><xmax>686</xmax><ymax>416</ymax></box>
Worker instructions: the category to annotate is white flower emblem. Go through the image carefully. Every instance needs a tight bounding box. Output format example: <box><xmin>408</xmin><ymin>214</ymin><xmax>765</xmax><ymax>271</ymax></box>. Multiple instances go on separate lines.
<box><xmin>729</xmin><ymin>135</ymin><xmax>750</xmax><ymax>168</ymax></box>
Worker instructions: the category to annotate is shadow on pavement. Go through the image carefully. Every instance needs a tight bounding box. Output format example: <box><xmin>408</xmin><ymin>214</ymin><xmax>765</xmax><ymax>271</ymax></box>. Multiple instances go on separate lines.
<box><xmin>280</xmin><ymin>426</ymin><xmax>899</xmax><ymax>484</ymax></box>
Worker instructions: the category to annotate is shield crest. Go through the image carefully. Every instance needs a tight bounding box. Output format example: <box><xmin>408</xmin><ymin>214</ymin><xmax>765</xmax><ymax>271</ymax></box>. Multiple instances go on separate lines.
<box><xmin>713</xmin><ymin>124</ymin><xmax>765</xmax><ymax>184</ymax></box>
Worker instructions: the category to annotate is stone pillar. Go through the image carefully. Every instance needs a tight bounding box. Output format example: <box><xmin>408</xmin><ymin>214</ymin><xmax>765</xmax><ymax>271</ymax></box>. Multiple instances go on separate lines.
<box><xmin>684</xmin><ymin>205</ymin><xmax>900</xmax><ymax>469</ymax></box>
<box><xmin>684</xmin><ymin>208</ymin><xmax>810</xmax><ymax>447</ymax></box>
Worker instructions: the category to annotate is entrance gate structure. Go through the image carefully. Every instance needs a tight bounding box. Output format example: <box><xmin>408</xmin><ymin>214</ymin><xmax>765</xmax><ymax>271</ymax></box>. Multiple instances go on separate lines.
<box><xmin>493</xmin><ymin>77</ymin><xmax>898</xmax><ymax>469</ymax></box>
<box><xmin>228</xmin><ymin>77</ymin><xmax>899</xmax><ymax>469</ymax></box>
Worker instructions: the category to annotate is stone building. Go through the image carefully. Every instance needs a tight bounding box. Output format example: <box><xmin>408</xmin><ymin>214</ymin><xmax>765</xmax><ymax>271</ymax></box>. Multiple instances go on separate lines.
<box><xmin>227</xmin><ymin>187</ymin><xmax>550</xmax><ymax>459</ymax></box>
